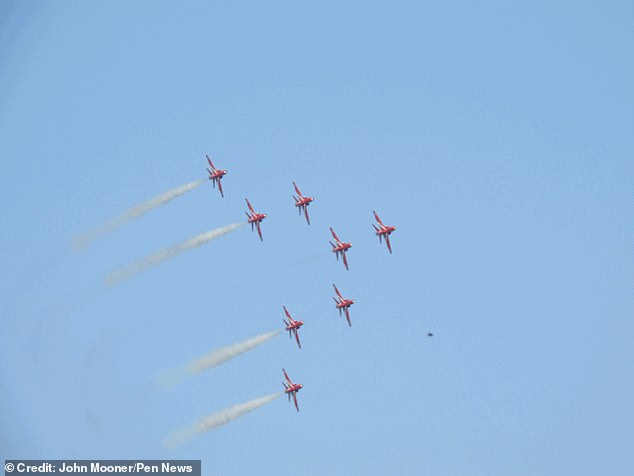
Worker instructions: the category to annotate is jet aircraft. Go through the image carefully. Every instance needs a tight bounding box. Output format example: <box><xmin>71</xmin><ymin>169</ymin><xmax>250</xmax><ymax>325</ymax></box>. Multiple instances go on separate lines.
<box><xmin>372</xmin><ymin>210</ymin><xmax>396</xmax><ymax>253</ymax></box>
<box><xmin>332</xmin><ymin>283</ymin><xmax>355</xmax><ymax>326</ymax></box>
<box><xmin>245</xmin><ymin>198</ymin><xmax>267</xmax><ymax>241</ymax></box>
<box><xmin>205</xmin><ymin>155</ymin><xmax>227</xmax><ymax>197</ymax></box>
<box><xmin>283</xmin><ymin>306</ymin><xmax>304</xmax><ymax>349</ymax></box>
<box><xmin>292</xmin><ymin>182</ymin><xmax>314</xmax><ymax>225</ymax></box>
<box><xmin>329</xmin><ymin>227</ymin><xmax>352</xmax><ymax>270</ymax></box>
<box><xmin>282</xmin><ymin>369</ymin><xmax>303</xmax><ymax>412</ymax></box>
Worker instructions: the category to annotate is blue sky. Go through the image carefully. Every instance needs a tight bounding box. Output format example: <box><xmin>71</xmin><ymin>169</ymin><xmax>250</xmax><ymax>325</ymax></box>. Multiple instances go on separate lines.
<box><xmin>1</xmin><ymin>1</ymin><xmax>633</xmax><ymax>474</ymax></box>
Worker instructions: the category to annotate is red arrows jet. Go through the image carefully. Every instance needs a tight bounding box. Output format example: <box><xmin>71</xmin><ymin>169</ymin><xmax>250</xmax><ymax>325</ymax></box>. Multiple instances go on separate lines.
<box><xmin>329</xmin><ymin>227</ymin><xmax>352</xmax><ymax>270</ymax></box>
<box><xmin>205</xmin><ymin>155</ymin><xmax>227</xmax><ymax>197</ymax></box>
<box><xmin>245</xmin><ymin>198</ymin><xmax>266</xmax><ymax>241</ymax></box>
<box><xmin>372</xmin><ymin>210</ymin><xmax>397</xmax><ymax>253</ymax></box>
<box><xmin>282</xmin><ymin>368</ymin><xmax>303</xmax><ymax>412</ymax></box>
<box><xmin>283</xmin><ymin>306</ymin><xmax>304</xmax><ymax>349</ymax></box>
<box><xmin>292</xmin><ymin>182</ymin><xmax>314</xmax><ymax>225</ymax></box>
<box><xmin>332</xmin><ymin>283</ymin><xmax>355</xmax><ymax>326</ymax></box>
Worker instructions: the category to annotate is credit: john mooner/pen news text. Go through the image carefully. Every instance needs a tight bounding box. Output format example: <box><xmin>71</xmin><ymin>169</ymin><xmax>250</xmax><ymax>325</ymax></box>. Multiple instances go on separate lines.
<box><xmin>4</xmin><ymin>461</ymin><xmax>201</xmax><ymax>476</ymax></box>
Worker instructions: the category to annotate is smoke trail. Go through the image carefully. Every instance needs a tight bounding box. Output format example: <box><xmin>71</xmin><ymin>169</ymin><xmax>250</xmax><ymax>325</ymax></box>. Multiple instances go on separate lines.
<box><xmin>164</xmin><ymin>393</ymin><xmax>282</xmax><ymax>449</ymax></box>
<box><xmin>188</xmin><ymin>329</ymin><xmax>282</xmax><ymax>373</ymax></box>
<box><xmin>104</xmin><ymin>222</ymin><xmax>246</xmax><ymax>287</ymax></box>
<box><xmin>155</xmin><ymin>329</ymin><xmax>282</xmax><ymax>388</ymax></box>
<box><xmin>74</xmin><ymin>179</ymin><xmax>205</xmax><ymax>250</ymax></box>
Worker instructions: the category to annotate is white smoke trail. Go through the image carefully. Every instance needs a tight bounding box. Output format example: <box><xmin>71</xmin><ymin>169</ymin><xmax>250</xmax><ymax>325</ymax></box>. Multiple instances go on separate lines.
<box><xmin>104</xmin><ymin>222</ymin><xmax>246</xmax><ymax>287</ymax></box>
<box><xmin>187</xmin><ymin>329</ymin><xmax>283</xmax><ymax>373</ymax></box>
<box><xmin>74</xmin><ymin>179</ymin><xmax>205</xmax><ymax>250</ymax></box>
<box><xmin>164</xmin><ymin>393</ymin><xmax>282</xmax><ymax>449</ymax></box>
<box><xmin>155</xmin><ymin>329</ymin><xmax>282</xmax><ymax>388</ymax></box>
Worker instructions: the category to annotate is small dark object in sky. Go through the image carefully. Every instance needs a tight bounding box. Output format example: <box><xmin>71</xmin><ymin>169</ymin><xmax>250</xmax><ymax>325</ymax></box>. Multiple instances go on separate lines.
<box><xmin>427</xmin><ymin>333</ymin><xmax>433</xmax><ymax>337</ymax></box>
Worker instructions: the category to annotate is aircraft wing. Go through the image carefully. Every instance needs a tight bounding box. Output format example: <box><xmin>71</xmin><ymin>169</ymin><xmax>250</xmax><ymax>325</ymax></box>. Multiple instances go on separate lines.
<box><xmin>293</xmin><ymin>181</ymin><xmax>302</xmax><ymax>197</ymax></box>
<box><xmin>342</xmin><ymin>252</ymin><xmax>349</xmax><ymax>270</ymax></box>
<box><xmin>206</xmin><ymin>155</ymin><xmax>216</xmax><ymax>171</ymax></box>
<box><xmin>386</xmin><ymin>235</ymin><xmax>392</xmax><ymax>254</ymax></box>
<box><xmin>294</xmin><ymin>329</ymin><xmax>301</xmax><ymax>349</ymax></box>
<box><xmin>256</xmin><ymin>221</ymin><xmax>263</xmax><ymax>241</ymax></box>
<box><xmin>330</xmin><ymin>227</ymin><xmax>341</xmax><ymax>244</ymax></box>
<box><xmin>333</xmin><ymin>284</ymin><xmax>343</xmax><ymax>299</ymax></box>
<box><xmin>373</xmin><ymin>210</ymin><xmax>385</xmax><ymax>226</ymax></box>
<box><xmin>217</xmin><ymin>179</ymin><xmax>224</xmax><ymax>197</ymax></box>
<box><xmin>304</xmin><ymin>206</ymin><xmax>310</xmax><ymax>225</ymax></box>
<box><xmin>245</xmin><ymin>198</ymin><xmax>255</xmax><ymax>214</ymax></box>
<box><xmin>283</xmin><ymin>368</ymin><xmax>292</xmax><ymax>384</ymax></box>
<box><xmin>283</xmin><ymin>306</ymin><xmax>292</xmax><ymax>320</ymax></box>
<box><xmin>345</xmin><ymin>308</ymin><xmax>352</xmax><ymax>327</ymax></box>
<box><xmin>292</xmin><ymin>392</ymin><xmax>299</xmax><ymax>412</ymax></box>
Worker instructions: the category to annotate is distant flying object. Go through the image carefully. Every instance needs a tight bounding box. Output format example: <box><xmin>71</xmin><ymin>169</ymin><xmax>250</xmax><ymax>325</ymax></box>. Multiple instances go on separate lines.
<box><xmin>329</xmin><ymin>227</ymin><xmax>352</xmax><ymax>270</ymax></box>
<box><xmin>428</xmin><ymin>333</ymin><xmax>433</xmax><ymax>337</ymax></box>
<box><xmin>205</xmin><ymin>155</ymin><xmax>227</xmax><ymax>197</ymax></box>
<box><xmin>245</xmin><ymin>198</ymin><xmax>267</xmax><ymax>241</ymax></box>
<box><xmin>372</xmin><ymin>211</ymin><xmax>396</xmax><ymax>253</ymax></box>
<box><xmin>282</xmin><ymin>368</ymin><xmax>303</xmax><ymax>412</ymax></box>
<box><xmin>283</xmin><ymin>306</ymin><xmax>304</xmax><ymax>349</ymax></box>
<box><xmin>292</xmin><ymin>182</ymin><xmax>314</xmax><ymax>225</ymax></box>
<box><xmin>332</xmin><ymin>283</ymin><xmax>355</xmax><ymax>326</ymax></box>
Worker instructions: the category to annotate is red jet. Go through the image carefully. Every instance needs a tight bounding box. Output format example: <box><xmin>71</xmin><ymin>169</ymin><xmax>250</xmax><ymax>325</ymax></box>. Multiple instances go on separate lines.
<box><xmin>205</xmin><ymin>155</ymin><xmax>227</xmax><ymax>197</ymax></box>
<box><xmin>372</xmin><ymin>210</ymin><xmax>397</xmax><ymax>254</ymax></box>
<box><xmin>283</xmin><ymin>306</ymin><xmax>304</xmax><ymax>349</ymax></box>
<box><xmin>292</xmin><ymin>182</ymin><xmax>314</xmax><ymax>225</ymax></box>
<box><xmin>245</xmin><ymin>198</ymin><xmax>267</xmax><ymax>241</ymax></box>
<box><xmin>329</xmin><ymin>227</ymin><xmax>352</xmax><ymax>270</ymax></box>
<box><xmin>332</xmin><ymin>284</ymin><xmax>355</xmax><ymax>326</ymax></box>
<box><xmin>282</xmin><ymin>368</ymin><xmax>303</xmax><ymax>412</ymax></box>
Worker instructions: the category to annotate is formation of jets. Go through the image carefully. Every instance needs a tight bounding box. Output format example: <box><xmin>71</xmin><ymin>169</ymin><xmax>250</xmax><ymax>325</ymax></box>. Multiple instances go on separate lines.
<box><xmin>204</xmin><ymin>155</ymin><xmax>401</xmax><ymax>413</ymax></box>
<box><xmin>204</xmin><ymin>156</ymin><xmax>396</xmax><ymax>257</ymax></box>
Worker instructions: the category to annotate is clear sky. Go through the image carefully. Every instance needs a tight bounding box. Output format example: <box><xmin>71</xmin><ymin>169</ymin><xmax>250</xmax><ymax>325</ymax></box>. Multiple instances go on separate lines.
<box><xmin>1</xmin><ymin>1</ymin><xmax>633</xmax><ymax>474</ymax></box>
